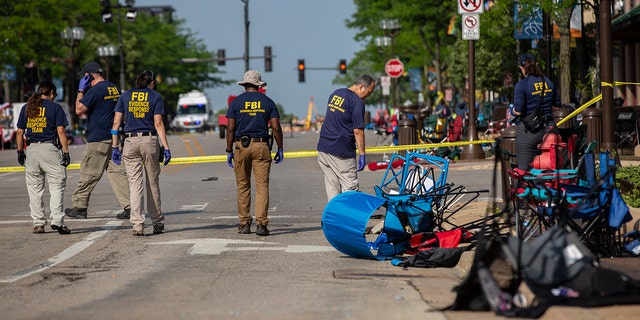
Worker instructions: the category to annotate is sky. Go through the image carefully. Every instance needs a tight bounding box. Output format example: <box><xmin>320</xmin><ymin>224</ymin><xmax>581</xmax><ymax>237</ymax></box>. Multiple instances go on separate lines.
<box><xmin>135</xmin><ymin>0</ymin><xmax>364</xmax><ymax>119</ymax></box>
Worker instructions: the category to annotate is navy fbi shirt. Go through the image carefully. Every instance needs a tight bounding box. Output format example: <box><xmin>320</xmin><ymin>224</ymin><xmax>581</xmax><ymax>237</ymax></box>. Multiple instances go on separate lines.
<box><xmin>317</xmin><ymin>88</ymin><xmax>365</xmax><ymax>159</ymax></box>
<box><xmin>16</xmin><ymin>100</ymin><xmax>69</xmax><ymax>142</ymax></box>
<box><xmin>513</xmin><ymin>75</ymin><xmax>559</xmax><ymax>119</ymax></box>
<box><xmin>80</xmin><ymin>80</ymin><xmax>120</xmax><ymax>142</ymax></box>
<box><xmin>115</xmin><ymin>87</ymin><xmax>164</xmax><ymax>133</ymax></box>
<box><xmin>226</xmin><ymin>91</ymin><xmax>279</xmax><ymax>138</ymax></box>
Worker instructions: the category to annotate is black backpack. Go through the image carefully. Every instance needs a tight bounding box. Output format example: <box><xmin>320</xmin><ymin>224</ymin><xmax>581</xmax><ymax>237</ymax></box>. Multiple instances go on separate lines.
<box><xmin>448</xmin><ymin>226</ymin><xmax>640</xmax><ymax>318</ymax></box>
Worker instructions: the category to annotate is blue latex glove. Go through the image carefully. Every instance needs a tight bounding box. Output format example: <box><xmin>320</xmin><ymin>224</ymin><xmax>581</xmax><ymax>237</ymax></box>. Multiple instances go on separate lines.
<box><xmin>111</xmin><ymin>146</ymin><xmax>122</xmax><ymax>165</ymax></box>
<box><xmin>227</xmin><ymin>153</ymin><xmax>234</xmax><ymax>168</ymax></box>
<box><xmin>163</xmin><ymin>149</ymin><xmax>171</xmax><ymax>166</ymax></box>
<box><xmin>357</xmin><ymin>154</ymin><xmax>366</xmax><ymax>171</ymax></box>
<box><xmin>78</xmin><ymin>75</ymin><xmax>91</xmax><ymax>92</ymax></box>
<box><xmin>274</xmin><ymin>148</ymin><xmax>283</xmax><ymax>164</ymax></box>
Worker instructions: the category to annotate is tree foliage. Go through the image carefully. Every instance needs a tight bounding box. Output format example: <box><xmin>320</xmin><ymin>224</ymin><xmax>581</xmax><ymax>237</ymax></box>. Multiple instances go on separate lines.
<box><xmin>341</xmin><ymin>0</ymin><xmax>591</xmax><ymax>108</ymax></box>
<box><xmin>0</xmin><ymin>0</ymin><xmax>227</xmax><ymax>112</ymax></box>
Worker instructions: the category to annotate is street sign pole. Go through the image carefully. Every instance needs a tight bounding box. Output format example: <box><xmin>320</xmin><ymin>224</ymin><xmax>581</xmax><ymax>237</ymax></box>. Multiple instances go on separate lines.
<box><xmin>460</xmin><ymin>39</ymin><xmax>484</xmax><ymax>160</ymax></box>
<box><xmin>385</xmin><ymin>59</ymin><xmax>404</xmax><ymax>110</ymax></box>
<box><xmin>459</xmin><ymin>1</ymin><xmax>485</xmax><ymax>160</ymax></box>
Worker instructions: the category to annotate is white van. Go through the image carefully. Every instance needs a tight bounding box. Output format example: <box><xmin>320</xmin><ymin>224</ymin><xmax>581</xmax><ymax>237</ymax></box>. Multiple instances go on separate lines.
<box><xmin>2</xmin><ymin>101</ymin><xmax>73</xmax><ymax>149</ymax></box>
<box><xmin>170</xmin><ymin>90</ymin><xmax>215</xmax><ymax>132</ymax></box>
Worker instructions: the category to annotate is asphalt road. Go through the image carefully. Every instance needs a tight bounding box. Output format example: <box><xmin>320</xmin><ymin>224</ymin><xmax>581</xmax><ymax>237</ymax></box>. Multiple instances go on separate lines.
<box><xmin>0</xmin><ymin>129</ymin><xmax>497</xmax><ymax>320</ymax></box>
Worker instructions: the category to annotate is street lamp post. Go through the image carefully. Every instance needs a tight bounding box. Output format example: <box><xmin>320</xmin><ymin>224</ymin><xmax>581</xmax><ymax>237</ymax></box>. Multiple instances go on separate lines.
<box><xmin>117</xmin><ymin>12</ymin><xmax>126</xmax><ymax>90</ymax></box>
<box><xmin>375</xmin><ymin>36</ymin><xmax>391</xmax><ymax>110</ymax></box>
<box><xmin>97</xmin><ymin>45</ymin><xmax>118</xmax><ymax>81</ymax></box>
<box><xmin>60</xmin><ymin>26</ymin><xmax>85</xmax><ymax>125</ymax></box>
<box><xmin>379</xmin><ymin>19</ymin><xmax>400</xmax><ymax>108</ymax></box>
<box><xmin>100</xmin><ymin>0</ymin><xmax>137</xmax><ymax>90</ymax></box>
<box><xmin>242</xmin><ymin>0</ymin><xmax>250</xmax><ymax>72</ymax></box>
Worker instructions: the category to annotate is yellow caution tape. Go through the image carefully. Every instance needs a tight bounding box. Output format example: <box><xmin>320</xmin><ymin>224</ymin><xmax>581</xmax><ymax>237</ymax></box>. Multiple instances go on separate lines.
<box><xmin>557</xmin><ymin>81</ymin><xmax>640</xmax><ymax>127</ymax></box>
<box><xmin>0</xmin><ymin>140</ymin><xmax>496</xmax><ymax>172</ymax></box>
<box><xmin>602</xmin><ymin>81</ymin><xmax>640</xmax><ymax>87</ymax></box>
<box><xmin>556</xmin><ymin>94</ymin><xmax>602</xmax><ymax>126</ymax></box>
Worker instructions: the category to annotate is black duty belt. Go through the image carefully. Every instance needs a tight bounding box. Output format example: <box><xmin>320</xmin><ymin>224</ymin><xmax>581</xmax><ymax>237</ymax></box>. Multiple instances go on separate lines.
<box><xmin>235</xmin><ymin>137</ymin><xmax>268</xmax><ymax>142</ymax></box>
<box><xmin>125</xmin><ymin>132</ymin><xmax>157</xmax><ymax>137</ymax></box>
<box><xmin>25</xmin><ymin>139</ymin><xmax>54</xmax><ymax>146</ymax></box>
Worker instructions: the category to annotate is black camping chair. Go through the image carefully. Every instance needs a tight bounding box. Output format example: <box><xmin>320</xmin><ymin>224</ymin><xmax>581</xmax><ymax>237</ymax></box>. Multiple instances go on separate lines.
<box><xmin>614</xmin><ymin>106</ymin><xmax>640</xmax><ymax>155</ymax></box>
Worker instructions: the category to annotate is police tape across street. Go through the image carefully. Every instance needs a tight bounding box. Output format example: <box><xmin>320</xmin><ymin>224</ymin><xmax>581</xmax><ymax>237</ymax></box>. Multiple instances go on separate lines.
<box><xmin>0</xmin><ymin>139</ymin><xmax>495</xmax><ymax>173</ymax></box>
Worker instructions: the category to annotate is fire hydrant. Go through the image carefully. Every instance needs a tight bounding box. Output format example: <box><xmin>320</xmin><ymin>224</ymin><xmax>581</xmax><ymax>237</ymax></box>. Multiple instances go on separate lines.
<box><xmin>531</xmin><ymin>132</ymin><xmax>565</xmax><ymax>170</ymax></box>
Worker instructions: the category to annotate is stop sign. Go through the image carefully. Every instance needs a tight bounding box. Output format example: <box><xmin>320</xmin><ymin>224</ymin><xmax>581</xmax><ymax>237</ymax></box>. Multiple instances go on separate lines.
<box><xmin>385</xmin><ymin>58</ymin><xmax>404</xmax><ymax>78</ymax></box>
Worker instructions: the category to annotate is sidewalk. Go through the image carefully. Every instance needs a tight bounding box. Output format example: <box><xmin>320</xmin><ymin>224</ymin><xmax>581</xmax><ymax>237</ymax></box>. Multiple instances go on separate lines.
<box><xmin>352</xmin><ymin>198</ymin><xmax>640</xmax><ymax>319</ymax></box>
<box><xmin>357</xmin><ymin>153</ymin><xmax>640</xmax><ymax>318</ymax></box>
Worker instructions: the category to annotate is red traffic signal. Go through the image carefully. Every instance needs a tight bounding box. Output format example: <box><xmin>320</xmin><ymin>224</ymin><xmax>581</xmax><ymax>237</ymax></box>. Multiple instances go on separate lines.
<box><xmin>339</xmin><ymin>59</ymin><xmax>347</xmax><ymax>74</ymax></box>
<box><xmin>298</xmin><ymin>59</ymin><xmax>305</xmax><ymax>83</ymax></box>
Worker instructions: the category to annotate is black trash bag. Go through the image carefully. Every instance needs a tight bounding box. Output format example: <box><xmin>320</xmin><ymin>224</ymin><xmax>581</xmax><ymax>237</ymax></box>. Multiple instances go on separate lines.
<box><xmin>392</xmin><ymin>246</ymin><xmax>471</xmax><ymax>268</ymax></box>
<box><xmin>447</xmin><ymin>226</ymin><xmax>640</xmax><ymax>318</ymax></box>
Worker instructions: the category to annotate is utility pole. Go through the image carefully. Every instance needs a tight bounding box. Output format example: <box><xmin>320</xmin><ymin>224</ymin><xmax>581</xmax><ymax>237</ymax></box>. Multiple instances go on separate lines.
<box><xmin>242</xmin><ymin>0</ymin><xmax>250</xmax><ymax>72</ymax></box>
<box><xmin>600</xmin><ymin>0</ymin><xmax>614</xmax><ymax>152</ymax></box>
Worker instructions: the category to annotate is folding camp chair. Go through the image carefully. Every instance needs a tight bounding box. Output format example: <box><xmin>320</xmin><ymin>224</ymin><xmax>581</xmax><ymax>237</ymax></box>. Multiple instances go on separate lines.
<box><xmin>322</xmin><ymin>152</ymin><xmax>495</xmax><ymax>260</ymax></box>
<box><xmin>422</xmin><ymin>113</ymin><xmax>448</xmax><ymax>144</ymax></box>
<box><xmin>558</xmin><ymin>152</ymin><xmax>632</xmax><ymax>257</ymax></box>
<box><xmin>614</xmin><ymin>106</ymin><xmax>640</xmax><ymax>154</ymax></box>
<box><xmin>507</xmin><ymin>150</ymin><xmax>632</xmax><ymax>258</ymax></box>
<box><xmin>376</xmin><ymin>152</ymin><xmax>495</xmax><ymax>238</ymax></box>
<box><xmin>506</xmin><ymin>142</ymin><xmax>598</xmax><ymax>242</ymax></box>
<box><xmin>484</xmin><ymin>103</ymin><xmax>509</xmax><ymax>138</ymax></box>
<box><xmin>375</xmin><ymin>125</ymin><xmax>396</xmax><ymax>146</ymax></box>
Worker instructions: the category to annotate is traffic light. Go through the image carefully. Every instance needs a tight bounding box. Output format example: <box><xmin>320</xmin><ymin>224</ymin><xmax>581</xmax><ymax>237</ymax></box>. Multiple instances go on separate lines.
<box><xmin>264</xmin><ymin>46</ymin><xmax>272</xmax><ymax>72</ymax></box>
<box><xmin>40</xmin><ymin>67</ymin><xmax>52</xmax><ymax>83</ymax></box>
<box><xmin>25</xmin><ymin>66</ymin><xmax>38</xmax><ymax>87</ymax></box>
<box><xmin>339</xmin><ymin>59</ymin><xmax>347</xmax><ymax>74</ymax></box>
<box><xmin>297</xmin><ymin>59</ymin><xmax>305</xmax><ymax>83</ymax></box>
<box><xmin>217</xmin><ymin>49</ymin><xmax>226</xmax><ymax>66</ymax></box>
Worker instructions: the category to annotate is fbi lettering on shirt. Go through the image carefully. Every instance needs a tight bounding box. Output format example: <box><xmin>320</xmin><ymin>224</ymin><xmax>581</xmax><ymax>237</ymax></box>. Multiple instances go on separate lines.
<box><xmin>328</xmin><ymin>95</ymin><xmax>346</xmax><ymax>113</ymax></box>
<box><xmin>128</xmin><ymin>91</ymin><xmax>150</xmax><ymax>118</ymax></box>
<box><xmin>27</xmin><ymin>107</ymin><xmax>47</xmax><ymax>133</ymax></box>
<box><xmin>240</xmin><ymin>101</ymin><xmax>265</xmax><ymax>116</ymax></box>
<box><xmin>104</xmin><ymin>86</ymin><xmax>121</xmax><ymax>102</ymax></box>
<box><xmin>533</xmin><ymin>81</ymin><xmax>551</xmax><ymax>96</ymax></box>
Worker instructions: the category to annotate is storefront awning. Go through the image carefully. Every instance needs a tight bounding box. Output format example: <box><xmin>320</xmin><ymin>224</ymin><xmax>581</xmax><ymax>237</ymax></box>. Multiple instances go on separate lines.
<box><xmin>612</xmin><ymin>6</ymin><xmax>640</xmax><ymax>42</ymax></box>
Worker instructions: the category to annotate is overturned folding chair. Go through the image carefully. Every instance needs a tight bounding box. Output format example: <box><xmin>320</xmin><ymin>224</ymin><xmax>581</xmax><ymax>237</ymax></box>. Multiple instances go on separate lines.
<box><xmin>322</xmin><ymin>152</ymin><xmax>495</xmax><ymax>260</ymax></box>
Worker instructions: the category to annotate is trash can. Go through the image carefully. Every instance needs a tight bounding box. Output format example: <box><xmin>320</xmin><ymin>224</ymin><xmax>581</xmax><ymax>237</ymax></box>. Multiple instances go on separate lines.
<box><xmin>499</xmin><ymin>125</ymin><xmax>518</xmax><ymax>202</ymax></box>
<box><xmin>582</xmin><ymin>108</ymin><xmax>601</xmax><ymax>152</ymax></box>
<box><xmin>364</xmin><ymin>111</ymin><xmax>371</xmax><ymax>127</ymax></box>
<box><xmin>553</xmin><ymin>106</ymin><xmax>574</xmax><ymax>129</ymax></box>
<box><xmin>398</xmin><ymin>118</ymin><xmax>417</xmax><ymax>156</ymax></box>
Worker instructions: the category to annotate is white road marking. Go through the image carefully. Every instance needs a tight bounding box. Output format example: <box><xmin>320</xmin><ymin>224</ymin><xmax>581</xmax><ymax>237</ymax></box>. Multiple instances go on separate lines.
<box><xmin>4</xmin><ymin>208</ymin><xmax>127</xmax><ymax>220</ymax></box>
<box><xmin>177</xmin><ymin>203</ymin><xmax>209</xmax><ymax>211</ymax></box>
<box><xmin>210</xmin><ymin>215</ymin><xmax>307</xmax><ymax>220</ymax></box>
<box><xmin>150</xmin><ymin>238</ymin><xmax>334</xmax><ymax>255</ymax></box>
<box><xmin>0</xmin><ymin>220</ymin><xmax>32</xmax><ymax>224</ymax></box>
<box><xmin>2</xmin><ymin>215</ymin><xmax>309</xmax><ymax>224</ymax></box>
<box><xmin>0</xmin><ymin>221</ymin><xmax>123</xmax><ymax>283</ymax></box>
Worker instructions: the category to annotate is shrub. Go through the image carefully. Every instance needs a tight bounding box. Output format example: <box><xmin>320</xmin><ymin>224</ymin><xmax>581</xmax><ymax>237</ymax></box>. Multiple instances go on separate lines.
<box><xmin>616</xmin><ymin>165</ymin><xmax>640</xmax><ymax>208</ymax></box>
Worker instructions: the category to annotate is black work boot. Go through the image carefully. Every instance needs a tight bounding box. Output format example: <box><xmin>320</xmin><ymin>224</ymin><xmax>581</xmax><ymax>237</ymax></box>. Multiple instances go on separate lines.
<box><xmin>238</xmin><ymin>223</ymin><xmax>251</xmax><ymax>234</ymax></box>
<box><xmin>116</xmin><ymin>208</ymin><xmax>131</xmax><ymax>219</ymax></box>
<box><xmin>256</xmin><ymin>224</ymin><xmax>269</xmax><ymax>236</ymax></box>
<box><xmin>65</xmin><ymin>208</ymin><xmax>87</xmax><ymax>219</ymax></box>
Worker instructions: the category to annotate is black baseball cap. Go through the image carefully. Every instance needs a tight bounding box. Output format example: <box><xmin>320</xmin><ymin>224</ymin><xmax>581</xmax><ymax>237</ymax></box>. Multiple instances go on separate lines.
<box><xmin>78</xmin><ymin>62</ymin><xmax>103</xmax><ymax>76</ymax></box>
<box><xmin>518</xmin><ymin>53</ymin><xmax>536</xmax><ymax>67</ymax></box>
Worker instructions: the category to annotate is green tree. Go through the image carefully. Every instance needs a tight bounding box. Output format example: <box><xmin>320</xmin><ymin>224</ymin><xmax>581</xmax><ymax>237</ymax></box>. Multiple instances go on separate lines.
<box><xmin>444</xmin><ymin>1</ymin><xmax>517</xmax><ymax>100</ymax></box>
<box><xmin>347</xmin><ymin>0</ymin><xmax>457</xmax><ymax>107</ymax></box>
<box><xmin>0</xmin><ymin>0</ymin><xmax>229</xmax><ymax>115</ymax></box>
